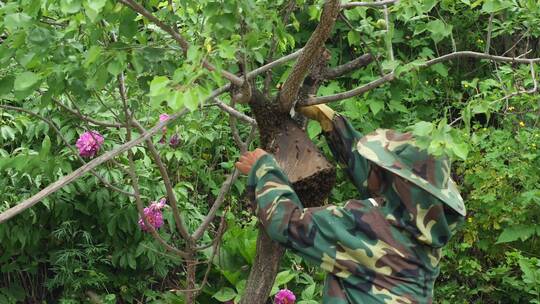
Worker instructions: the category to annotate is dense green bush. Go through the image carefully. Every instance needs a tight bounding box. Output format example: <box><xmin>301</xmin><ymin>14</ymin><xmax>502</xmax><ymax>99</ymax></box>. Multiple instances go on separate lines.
<box><xmin>1</xmin><ymin>0</ymin><xmax>539</xmax><ymax>303</ymax></box>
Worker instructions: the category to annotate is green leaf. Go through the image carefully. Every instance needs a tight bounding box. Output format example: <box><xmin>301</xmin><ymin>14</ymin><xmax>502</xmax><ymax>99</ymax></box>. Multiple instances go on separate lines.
<box><xmin>184</xmin><ymin>89</ymin><xmax>200</xmax><ymax>111</ymax></box>
<box><xmin>347</xmin><ymin>31</ymin><xmax>361</xmax><ymax>46</ymax></box>
<box><xmin>422</xmin><ymin>0</ymin><xmax>439</xmax><ymax>12</ymax></box>
<box><xmin>107</xmin><ymin>59</ymin><xmax>124</xmax><ymax>76</ymax></box>
<box><xmin>451</xmin><ymin>142</ymin><xmax>469</xmax><ymax>160</ymax></box>
<box><xmin>86</xmin><ymin>0</ymin><xmax>107</xmax><ymax>12</ymax></box>
<box><xmin>212</xmin><ymin>287</ymin><xmax>236</xmax><ymax>302</ymax></box>
<box><xmin>84</xmin><ymin>46</ymin><xmax>102</xmax><ymax>67</ymax></box>
<box><xmin>168</xmin><ymin>90</ymin><xmax>185</xmax><ymax>110</ymax></box>
<box><xmin>307</xmin><ymin>120</ymin><xmax>322</xmax><ymax>139</ymax></box>
<box><xmin>60</xmin><ymin>0</ymin><xmax>82</xmax><ymax>14</ymax></box>
<box><xmin>148</xmin><ymin>76</ymin><xmax>171</xmax><ymax>97</ymax></box>
<box><xmin>368</xmin><ymin>99</ymin><xmax>384</xmax><ymax>115</ymax></box>
<box><xmin>119</xmin><ymin>9</ymin><xmax>138</xmax><ymax>38</ymax></box>
<box><xmin>482</xmin><ymin>0</ymin><xmax>513</xmax><ymax>13</ymax></box>
<box><xmin>4</xmin><ymin>13</ymin><xmax>32</xmax><ymax>32</ymax></box>
<box><xmin>496</xmin><ymin>226</ymin><xmax>536</xmax><ymax>243</ymax></box>
<box><xmin>0</xmin><ymin>76</ymin><xmax>14</xmax><ymax>96</ymax></box>
<box><xmin>411</xmin><ymin>121</ymin><xmax>433</xmax><ymax>137</ymax></box>
<box><xmin>14</xmin><ymin>71</ymin><xmax>40</xmax><ymax>91</ymax></box>
<box><xmin>426</xmin><ymin>19</ymin><xmax>452</xmax><ymax>43</ymax></box>
<box><xmin>301</xmin><ymin>284</ymin><xmax>316</xmax><ymax>300</ymax></box>
<box><xmin>430</xmin><ymin>63</ymin><xmax>448</xmax><ymax>77</ymax></box>
<box><xmin>274</xmin><ymin>270</ymin><xmax>296</xmax><ymax>286</ymax></box>
<box><xmin>40</xmin><ymin>135</ymin><xmax>51</xmax><ymax>157</ymax></box>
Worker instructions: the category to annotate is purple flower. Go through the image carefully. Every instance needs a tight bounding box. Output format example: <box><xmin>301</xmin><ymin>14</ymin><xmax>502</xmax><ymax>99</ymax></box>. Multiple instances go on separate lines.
<box><xmin>76</xmin><ymin>131</ymin><xmax>104</xmax><ymax>158</ymax></box>
<box><xmin>138</xmin><ymin>199</ymin><xmax>167</xmax><ymax>231</ymax></box>
<box><xmin>275</xmin><ymin>289</ymin><xmax>295</xmax><ymax>304</ymax></box>
<box><xmin>169</xmin><ymin>134</ymin><xmax>180</xmax><ymax>148</ymax></box>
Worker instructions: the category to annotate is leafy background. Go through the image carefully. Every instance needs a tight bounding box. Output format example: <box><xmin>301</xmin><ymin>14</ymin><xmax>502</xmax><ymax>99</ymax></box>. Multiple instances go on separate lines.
<box><xmin>1</xmin><ymin>0</ymin><xmax>539</xmax><ymax>303</ymax></box>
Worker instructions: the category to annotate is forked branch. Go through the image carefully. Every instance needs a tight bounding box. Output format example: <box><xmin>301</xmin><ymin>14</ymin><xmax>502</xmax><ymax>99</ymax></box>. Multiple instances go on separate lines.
<box><xmin>278</xmin><ymin>0</ymin><xmax>341</xmax><ymax>111</ymax></box>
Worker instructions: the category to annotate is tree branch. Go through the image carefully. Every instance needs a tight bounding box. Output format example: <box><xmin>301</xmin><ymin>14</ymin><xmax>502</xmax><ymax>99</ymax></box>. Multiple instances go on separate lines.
<box><xmin>127</xmin><ymin>148</ymin><xmax>189</xmax><ymax>258</ymax></box>
<box><xmin>131</xmin><ymin>119</ymin><xmax>192</xmax><ymax>242</ymax></box>
<box><xmin>118</xmin><ymin>0</ymin><xmax>243</xmax><ymax>86</ymax></box>
<box><xmin>303</xmin><ymin>51</ymin><xmax>540</xmax><ymax>105</ymax></box>
<box><xmin>213</xmin><ymin>98</ymin><xmax>256</xmax><ymax>125</ymax></box>
<box><xmin>322</xmin><ymin>53</ymin><xmax>374</xmax><ymax>79</ymax></box>
<box><xmin>192</xmin><ymin>170</ymin><xmax>240</xmax><ymax>241</ymax></box>
<box><xmin>341</xmin><ymin>0</ymin><xmax>398</xmax><ymax>9</ymax></box>
<box><xmin>278</xmin><ymin>0</ymin><xmax>341</xmax><ymax>111</ymax></box>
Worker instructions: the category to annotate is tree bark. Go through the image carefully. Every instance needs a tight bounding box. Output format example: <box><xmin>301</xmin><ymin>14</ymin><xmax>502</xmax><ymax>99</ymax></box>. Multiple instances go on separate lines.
<box><xmin>240</xmin><ymin>229</ymin><xmax>285</xmax><ymax>304</ymax></box>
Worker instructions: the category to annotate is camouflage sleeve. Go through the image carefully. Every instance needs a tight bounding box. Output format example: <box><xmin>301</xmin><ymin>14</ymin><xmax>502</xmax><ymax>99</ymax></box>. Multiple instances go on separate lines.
<box><xmin>324</xmin><ymin>114</ymin><xmax>370</xmax><ymax>196</ymax></box>
<box><xmin>247</xmin><ymin>154</ymin><xmax>376</xmax><ymax>269</ymax></box>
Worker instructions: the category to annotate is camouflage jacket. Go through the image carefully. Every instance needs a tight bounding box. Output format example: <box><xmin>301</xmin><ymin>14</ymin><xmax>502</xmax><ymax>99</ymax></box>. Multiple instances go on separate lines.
<box><xmin>247</xmin><ymin>115</ymin><xmax>464</xmax><ymax>304</ymax></box>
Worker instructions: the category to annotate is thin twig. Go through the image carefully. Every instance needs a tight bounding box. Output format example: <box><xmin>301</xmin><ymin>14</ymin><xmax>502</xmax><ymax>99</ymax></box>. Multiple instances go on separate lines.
<box><xmin>127</xmin><ymin>148</ymin><xmax>189</xmax><ymax>258</ymax></box>
<box><xmin>264</xmin><ymin>0</ymin><xmax>297</xmax><ymax>94</ymax></box>
<box><xmin>341</xmin><ymin>0</ymin><xmax>398</xmax><ymax>9</ymax></box>
<box><xmin>131</xmin><ymin>119</ymin><xmax>192</xmax><ymax>242</ymax></box>
<box><xmin>192</xmin><ymin>124</ymin><xmax>256</xmax><ymax>240</ymax></box>
<box><xmin>213</xmin><ymin>98</ymin><xmax>256</xmax><ymax>125</ymax></box>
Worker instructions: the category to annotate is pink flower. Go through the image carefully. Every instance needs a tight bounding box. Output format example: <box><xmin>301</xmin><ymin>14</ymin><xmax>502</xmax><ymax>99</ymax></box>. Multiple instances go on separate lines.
<box><xmin>159</xmin><ymin>114</ymin><xmax>170</xmax><ymax>122</ymax></box>
<box><xmin>76</xmin><ymin>131</ymin><xmax>104</xmax><ymax>158</ymax></box>
<box><xmin>138</xmin><ymin>199</ymin><xmax>167</xmax><ymax>231</ymax></box>
<box><xmin>159</xmin><ymin>113</ymin><xmax>169</xmax><ymax>134</ymax></box>
<box><xmin>275</xmin><ymin>289</ymin><xmax>295</xmax><ymax>304</ymax></box>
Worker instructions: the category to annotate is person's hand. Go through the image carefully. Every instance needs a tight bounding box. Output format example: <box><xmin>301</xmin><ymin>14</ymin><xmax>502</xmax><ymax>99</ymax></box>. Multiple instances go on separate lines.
<box><xmin>296</xmin><ymin>104</ymin><xmax>335</xmax><ymax>132</ymax></box>
<box><xmin>235</xmin><ymin>148</ymin><xmax>268</xmax><ymax>175</ymax></box>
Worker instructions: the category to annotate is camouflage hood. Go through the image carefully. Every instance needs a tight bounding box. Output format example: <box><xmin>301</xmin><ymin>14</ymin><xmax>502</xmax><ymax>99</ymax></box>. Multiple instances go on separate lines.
<box><xmin>356</xmin><ymin>129</ymin><xmax>466</xmax><ymax>216</ymax></box>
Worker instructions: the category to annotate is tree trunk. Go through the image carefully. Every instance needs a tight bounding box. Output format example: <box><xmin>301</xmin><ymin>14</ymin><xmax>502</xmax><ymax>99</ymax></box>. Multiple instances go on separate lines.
<box><xmin>240</xmin><ymin>229</ymin><xmax>285</xmax><ymax>304</ymax></box>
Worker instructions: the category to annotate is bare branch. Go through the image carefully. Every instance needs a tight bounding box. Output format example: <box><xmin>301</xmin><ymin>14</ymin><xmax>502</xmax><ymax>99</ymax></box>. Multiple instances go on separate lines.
<box><xmin>118</xmin><ymin>0</ymin><xmax>243</xmax><ymax>86</ymax></box>
<box><xmin>0</xmin><ymin>108</ymin><xmax>189</xmax><ymax>224</ymax></box>
<box><xmin>278</xmin><ymin>0</ymin><xmax>341</xmax><ymax>111</ymax></box>
<box><xmin>131</xmin><ymin>119</ymin><xmax>192</xmax><ymax>242</ymax></box>
<box><xmin>213</xmin><ymin>98</ymin><xmax>256</xmax><ymax>125</ymax></box>
<box><xmin>423</xmin><ymin>51</ymin><xmax>540</xmax><ymax>65</ymax></box>
<box><xmin>322</xmin><ymin>53</ymin><xmax>374</xmax><ymax>79</ymax></box>
<box><xmin>0</xmin><ymin>104</ymin><xmax>134</xmax><ymax>197</ymax></box>
<box><xmin>303</xmin><ymin>73</ymin><xmax>394</xmax><ymax>105</ymax></box>
<box><xmin>127</xmin><ymin>148</ymin><xmax>189</xmax><ymax>258</ymax></box>
<box><xmin>303</xmin><ymin>51</ymin><xmax>540</xmax><ymax>105</ymax></box>
<box><xmin>192</xmin><ymin>170</ymin><xmax>240</xmax><ymax>240</ymax></box>
<box><xmin>192</xmin><ymin>123</ymin><xmax>256</xmax><ymax>240</ymax></box>
<box><xmin>341</xmin><ymin>0</ymin><xmax>398</xmax><ymax>9</ymax></box>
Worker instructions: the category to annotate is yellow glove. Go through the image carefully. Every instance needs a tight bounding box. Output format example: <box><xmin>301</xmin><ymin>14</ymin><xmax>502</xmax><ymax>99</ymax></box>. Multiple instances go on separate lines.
<box><xmin>297</xmin><ymin>104</ymin><xmax>335</xmax><ymax>132</ymax></box>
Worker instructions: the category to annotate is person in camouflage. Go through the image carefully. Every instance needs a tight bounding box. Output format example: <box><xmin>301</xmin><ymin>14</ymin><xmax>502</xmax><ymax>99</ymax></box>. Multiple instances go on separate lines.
<box><xmin>235</xmin><ymin>104</ymin><xmax>466</xmax><ymax>304</ymax></box>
